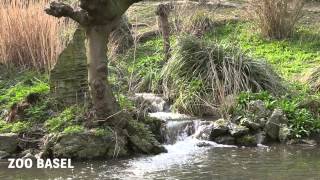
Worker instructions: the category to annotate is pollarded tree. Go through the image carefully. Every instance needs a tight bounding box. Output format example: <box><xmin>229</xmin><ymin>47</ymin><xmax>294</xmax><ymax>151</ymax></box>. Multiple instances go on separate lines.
<box><xmin>45</xmin><ymin>0</ymin><xmax>142</xmax><ymax>124</ymax></box>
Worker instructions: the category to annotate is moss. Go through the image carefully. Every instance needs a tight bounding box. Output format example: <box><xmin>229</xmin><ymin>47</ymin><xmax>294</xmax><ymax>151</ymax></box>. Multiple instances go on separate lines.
<box><xmin>45</xmin><ymin>106</ymin><xmax>85</xmax><ymax>133</ymax></box>
<box><xmin>63</xmin><ymin>125</ymin><xmax>85</xmax><ymax>135</ymax></box>
<box><xmin>236</xmin><ymin>135</ymin><xmax>257</xmax><ymax>147</ymax></box>
<box><xmin>93</xmin><ymin>127</ymin><xmax>113</xmax><ymax>137</ymax></box>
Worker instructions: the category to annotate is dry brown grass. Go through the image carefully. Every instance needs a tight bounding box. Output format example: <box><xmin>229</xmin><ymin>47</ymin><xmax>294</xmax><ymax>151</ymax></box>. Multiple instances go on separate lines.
<box><xmin>248</xmin><ymin>0</ymin><xmax>305</xmax><ymax>39</ymax></box>
<box><xmin>0</xmin><ymin>0</ymin><xmax>73</xmax><ymax>71</ymax></box>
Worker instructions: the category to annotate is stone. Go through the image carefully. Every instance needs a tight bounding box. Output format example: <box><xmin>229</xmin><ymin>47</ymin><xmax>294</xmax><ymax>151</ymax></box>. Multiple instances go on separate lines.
<box><xmin>210</xmin><ymin>119</ymin><xmax>229</xmax><ymax>139</ymax></box>
<box><xmin>193</xmin><ymin>121</ymin><xmax>214</xmax><ymax>140</ymax></box>
<box><xmin>248</xmin><ymin>100</ymin><xmax>269</xmax><ymax>118</ymax></box>
<box><xmin>255</xmin><ymin>131</ymin><xmax>267</xmax><ymax>145</ymax></box>
<box><xmin>229</xmin><ymin>123</ymin><xmax>249</xmax><ymax>137</ymax></box>
<box><xmin>0</xmin><ymin>133</ymin><xmax>19</xmax><ymax>153</ymax></box>
<box><xmin>287</xmin><ymin>139</ymin><xmax>317</xmax><ymax>147</ymax></box>
<box><xmin>265</xmin><ymin>109</ymin><xmax>288</xmax><ymax>140</ymax></box>
<box><xmin>279</xmin><ymin>125</ymin><xmax>291</xmax><ymax>143</ymax></box>
<box><xmin>196</xmin><ymin>142</ymin><xmax>213</xmax><ymax>147</ymax></box>
<box><xmin>240</xmin><ymin>118</ymin><xmax>261</xmax><ymax>131</ymax></box>
<box><xmin>51</xmin><ymin>132</ymin><xmax>119</xmax><ymax>159</ymax></box>
<box><xmin>214</xmin><ymin>135</ymin><xmax>235</xmax><ymax>145</ymax></box>
<box><xmin>236</xmin><ymin>135</ymin><xmax>257</xmax><ymax>147</ymax></box>
<box><xmin>0</xmin><ymin>151</ymin><xmax>10</xmax><ymax>159</ymax></box>
<box><xmin>49</xmin><ymin>27</ymin><xmax>88</xmax><ymax>105</ymax></box>
<box><xmin>132</xmin><ymin>93</ymin><xmax>169</xmax><ymax>113</ymax></box>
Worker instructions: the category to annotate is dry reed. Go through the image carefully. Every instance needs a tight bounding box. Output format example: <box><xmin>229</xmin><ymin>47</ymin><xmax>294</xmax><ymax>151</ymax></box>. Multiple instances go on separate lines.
<box><xmin>248</xmin><ymin>0</ymin><xmax>304</xmax><ymax>39</ymax></box>
<box><xmin>0</xmin><ymin>0</ymin><xmax>73</xmax><ymax>71</ymax></box>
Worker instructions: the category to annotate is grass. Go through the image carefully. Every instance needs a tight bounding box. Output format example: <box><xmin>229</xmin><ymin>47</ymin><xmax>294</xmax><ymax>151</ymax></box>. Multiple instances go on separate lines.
<box><xmin>208</xmin><ymin>22</ymin><xmax>320</xmax><ymax>80</ymax></box>
<box><xmin>162</xmin><ymin>35</ymin><xmax>284</xmax><ymax>116</ymax></box>
<box><xmin>0</xmin><ymin>71</ymin><xmax>49</xmax><ymax>109</ymax></box>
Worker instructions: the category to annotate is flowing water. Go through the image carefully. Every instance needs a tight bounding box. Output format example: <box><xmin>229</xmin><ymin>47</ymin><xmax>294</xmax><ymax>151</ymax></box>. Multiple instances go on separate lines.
<box><xmin>0</xmin><ymin>95</ymin><xmax>320</xmax><ymax>180</ymax></box>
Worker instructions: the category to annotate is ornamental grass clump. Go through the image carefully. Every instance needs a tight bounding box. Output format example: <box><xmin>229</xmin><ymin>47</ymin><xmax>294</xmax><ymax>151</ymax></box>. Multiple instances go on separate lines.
<box><xmin>248</xmin><ymin>0</ymin><xmax>304</xmax><ymax>39</ymax></box>
<box><xmin>162</xmin><ymin>35</ymin><xmax>285</xmax><ymax>116</ymax></box>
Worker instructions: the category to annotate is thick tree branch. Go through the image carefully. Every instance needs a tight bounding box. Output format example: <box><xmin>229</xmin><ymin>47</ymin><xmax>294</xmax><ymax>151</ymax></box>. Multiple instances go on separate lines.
<box><xmin>45</xmin><ymin>2</ymin><xmax>89</xmax><ymax>25</ymax></box>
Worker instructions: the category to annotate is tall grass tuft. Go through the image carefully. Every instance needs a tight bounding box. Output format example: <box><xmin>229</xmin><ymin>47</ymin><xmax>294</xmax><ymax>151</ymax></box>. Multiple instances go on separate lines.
<box><xmin>248</xmin><ymin>0</ymin><xmax>304</xmax><ymax>39</ymax></box>
<box><xmin>162</xmin><ymin>36</ymin><xmax>285</xmax><ymax>117</ymax></box>
<box><xmin>0</xmin><ymin>0</ymin><xmax>72</xmax><ymax>71</ymax></box>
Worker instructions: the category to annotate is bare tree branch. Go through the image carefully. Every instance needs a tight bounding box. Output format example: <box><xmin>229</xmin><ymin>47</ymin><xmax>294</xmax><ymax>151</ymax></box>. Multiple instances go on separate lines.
<box><xmin>45</xmin><ymin>1</ymin><xmax>89</xmax><ymax>25</ymax></box>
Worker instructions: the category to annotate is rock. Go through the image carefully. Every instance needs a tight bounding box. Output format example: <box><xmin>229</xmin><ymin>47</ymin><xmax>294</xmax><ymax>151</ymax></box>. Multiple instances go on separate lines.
<box><xmin>197</xmin><ymin>142</ymin><xmax>212</xmax><ymax>147</ymax></box>
<box><xmin>194</xmin><ymin>121</ymin><xmax>213</xmax><ymax>140</ymax></box>
<box><xmin>210</xmin><ymin>119</ymin><xmax>229</xmax><ymax>139</ymax></box>
<box><xmin>0</xmin><ymin>151</ymin><xmax>10</xmax><ymax>159</ymax></box>
<box><xmin>49</xmin><ymin>27</ymin><xmax>88</xmax><ymax>105</ymax></box>
<box><xmin>135</xmin><ymin>115</ymin><xmax>166</xmax><ymax>143</ymax></box>
<box><xmin>240</xmin><ymin>118</ymin><xmax>261</xmax><ymax>131</ymax></box>
<box><xmin>51</xmin><ymin>132</ymin><xmax>122</xmax><ymax>159</ymax></box>
<box><xmin>287</xmin><ymin>139</ymin><xmax>317</xmax><ymax>147</ymax></box>
<box><xmin>0</xmin><ymin>133</ymin><xmax>19</xmax><ymax>153</ymax></box>
<box><xmin>248</xmin><ymin>100</ymin><xmax>269</xmax><ymax>118</ymax></box>
<box><xmin>22</xmin><ymin>153</ymin><xmax>37</xmax><ymax>161</ymax></box>
<box><xmin>214</xmin><ymin>135</ymin><xmax>235</xmax><ymax>145</ymax></box>
<box><xmin>255</xmin><ymin>131</ymin><xmax>267</xmax><ymax>145</ymax></box>
<box><xmin>132</xmin><ymin>93</ymin><xmax>169</xmax><ymax>113</ymax></box>
<box><xmin>279</xmin><ymin>125</ymin><xmax>291</xmax><ymax>143</ymax></box>
<box><xmin>229</xmin><ymin>123</ymin><xmax>249</xmax><ymax>137</ymax></box>
<box><xmin>236</xmin><ymin>135</ymin><xmax>257</xmax><ymax>147</ymax></box>
<box><xmin>128</xmin><ymin>135</ymin><xmax>166</xmax><ymax>154</ymax></box>
<box><xmin>265</xmin><ymin>109</ymin><xmax>288</xmax><ymax>140</ymax></box>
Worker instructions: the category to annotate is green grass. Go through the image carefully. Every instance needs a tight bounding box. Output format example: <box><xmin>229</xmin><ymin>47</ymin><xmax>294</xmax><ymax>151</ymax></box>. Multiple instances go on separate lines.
<box><xmin>207</xmin><ymin>22</ymin><xmax>320</xmax><ymax>80</ymax></box>
<box><xmin>0</xmin><ymin>71</ymin><xmax>49</xmax><ymax>109</ymax></box>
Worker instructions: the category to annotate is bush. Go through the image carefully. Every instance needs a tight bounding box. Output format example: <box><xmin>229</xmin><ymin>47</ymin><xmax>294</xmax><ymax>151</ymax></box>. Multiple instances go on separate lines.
<box><xmin>0</xmin><ymin>0</ymin><xmax>74</xmax><ymax>70</ymax></box>
<box><xmin>248</xmin><ymin>0</ymin><xmax>304</xmax><ymax>39</ymax></box>
<box><xmin>162</xmin><ymin>35</ymin><xmax>285</xmax><ymax>116</ymax></box>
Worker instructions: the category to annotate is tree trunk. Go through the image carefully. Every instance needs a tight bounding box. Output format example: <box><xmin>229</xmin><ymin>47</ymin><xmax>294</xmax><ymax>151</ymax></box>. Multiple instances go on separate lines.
<box><xmin>86</xmin><ymin>25</ymin><xmax>121</xmax><ymax>118</ymax></box>
<box><xmin>156</xmin><ymin>4</ymin><xmax>171</xmax><ymax>61</ymax></box>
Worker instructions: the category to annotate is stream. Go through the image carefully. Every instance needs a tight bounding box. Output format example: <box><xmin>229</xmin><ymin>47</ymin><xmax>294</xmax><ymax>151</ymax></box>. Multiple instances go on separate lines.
<box><xmin>0</xmin><ymin>94</ymin><xmax>320</xmax><ymax>180</ymax></box>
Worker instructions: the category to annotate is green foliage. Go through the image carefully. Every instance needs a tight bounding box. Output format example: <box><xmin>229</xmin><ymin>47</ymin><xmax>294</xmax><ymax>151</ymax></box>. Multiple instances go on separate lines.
<box><xmin>236</xmin><ymin>91</ymin><xmax>320</xmax><ymax>138</ymax></box>
<box><xmin>93</xmin><ymin>127</ymin><xmax>113</xmax><ymax>137</ymax></box>
<box><xmin>45</xmin><ymin>106</ymin><xmax>84</xmax><ymax>133</ymax></box>
<box><xmin>0</xmin><ymin>120</ymin><xmax>31</xmax><ymax>134</ymax></box>
<box><xmin>63</xmin><ymin>125</ymin><xmax>85</xmax><ymax>135</ymax></box>
<box><xmin>210</xmin><ymin>23</ymin><xmax>320</xmax><ymax>79</ymax></box>
<box><xmin>115</xmin><ymin>93</ymin><xmax>134</xmax><ymax>110</ymax></box>
<box><xmin>0</xmin><ymin>71</ymin><xmax>49</xmax><ymax>109</ymax></box>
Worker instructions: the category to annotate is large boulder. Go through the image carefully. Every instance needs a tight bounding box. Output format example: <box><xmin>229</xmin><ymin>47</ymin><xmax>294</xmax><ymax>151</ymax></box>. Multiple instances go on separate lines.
<box><xmin>210</xmin><ymin>119</ymin><xmax>229</xmax><ymax>140</ymax></box>
<box><xmin>50</xmin><ymin>132</ymin><xmax>127</xmax><ymax>159</ymax></box>
<box><xmin>240</xmin><ymin>117</ymin><xmax>261</xmax><ymax>131</ymax></box>
<box><xmin>214</xmin><ymin>135</ymin><xmax>235</xmax><ymax>145</ymax></box>
<box><xmin>236</xmin><ymin>135</ymin><xmax>257</xmax><ymax>147</ymax></box>
<box><xmin>229</xmin><ymin>123</ymin><xmax>249</xmax><ymax>137</ymax></box>
<box><xmin>265</xmin><ymin>109</ymin><xmax>288</xmax><ymax>140</ymax></box>
<box><xmin>0</xmin><ymin>133</ymin><xmax>19</xmax><ymax>154</ymax></box>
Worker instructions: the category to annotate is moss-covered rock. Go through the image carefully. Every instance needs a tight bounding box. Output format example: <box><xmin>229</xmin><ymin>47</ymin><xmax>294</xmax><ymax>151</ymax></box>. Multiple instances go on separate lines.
<box><xmin>49</xmin><ymin>131</ymin><xmax>127</xmax><ymax>160</ymax></box>
<box><xmin>0</xmin><ymin>133</ymin><xmax>19</xmax><ymax>154</ymax></box>
<box><xmin>236</xmin><ymin>135</ymin><xmax>257</xmax><ymax>147</ymax></box>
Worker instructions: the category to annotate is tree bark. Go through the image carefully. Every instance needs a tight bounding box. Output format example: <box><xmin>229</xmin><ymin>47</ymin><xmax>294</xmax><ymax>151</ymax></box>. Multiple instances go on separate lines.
<box><xmin>156</xmin><ymin>4</ymin><xmax>171</xmax><ymax>61</ymax></box>
<box><xmin>86</xmin><ymin>25</ymin><xmax>120</xmax><ymax>118</ymax></box>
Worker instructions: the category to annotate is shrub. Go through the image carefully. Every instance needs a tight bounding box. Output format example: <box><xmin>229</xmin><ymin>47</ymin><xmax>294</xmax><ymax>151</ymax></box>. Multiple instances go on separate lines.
<box><xmin>0</xmin><ymin>0</ymin><xmax>73</xmax><ymax>70</ymax></box>
<box><xmin>248</xmin><ymin>0</ymin><xmax>304</xmax><ymax>39</ymax></box>
<box><xmin>162</xmin><ymin>35</ymin><xmax>285</xmax><ymax>116</ymax></box>
<box><xmin>182</xmin><ymin>10</ymin><xmax>214</xmax><ymax>37</ymax></box>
